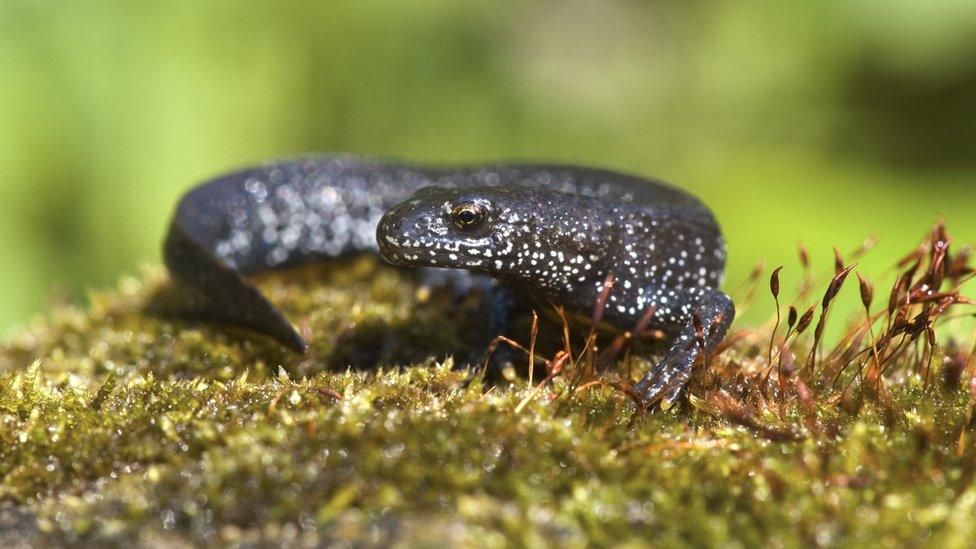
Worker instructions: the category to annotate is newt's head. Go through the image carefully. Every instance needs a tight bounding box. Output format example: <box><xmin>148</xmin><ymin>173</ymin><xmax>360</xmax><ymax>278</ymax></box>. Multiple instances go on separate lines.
<box><xmin>377</xmin><ymin>186</ymin><xmax>540</xmax><ymax>274</ymax></box>
<box><xmin>376</xmin><ymin>187</ymin><xmax>533</xmax><ymax>274</ymax></box>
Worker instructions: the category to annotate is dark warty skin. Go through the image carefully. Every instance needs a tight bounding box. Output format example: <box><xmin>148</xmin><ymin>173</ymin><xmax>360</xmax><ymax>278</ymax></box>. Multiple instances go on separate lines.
<box><xmin>163</xmin><ymin>154</ymin><xmax>735</xmax><ymax>407</ymax></box>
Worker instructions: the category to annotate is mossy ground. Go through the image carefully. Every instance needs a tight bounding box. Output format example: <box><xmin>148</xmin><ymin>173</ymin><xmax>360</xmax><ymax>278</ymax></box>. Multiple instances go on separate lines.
<box><xmin>1</xmin><ymin>236</ymin><xmax>975</xmax><ymax>547</ymax></box>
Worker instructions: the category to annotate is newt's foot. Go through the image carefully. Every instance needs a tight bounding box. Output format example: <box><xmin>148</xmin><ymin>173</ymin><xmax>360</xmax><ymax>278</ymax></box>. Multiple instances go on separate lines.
<box><xmin>633</xmin><ymin>289</ymin><xmax>735</xmax><ymax>409</ymax></box>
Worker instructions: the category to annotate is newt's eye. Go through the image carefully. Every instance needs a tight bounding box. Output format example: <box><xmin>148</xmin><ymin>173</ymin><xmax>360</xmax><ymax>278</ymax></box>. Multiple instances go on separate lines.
<box><xmin>451</xmin><ymin>204</ymin><xmax>486</xmax><ymax>231</ymax></box>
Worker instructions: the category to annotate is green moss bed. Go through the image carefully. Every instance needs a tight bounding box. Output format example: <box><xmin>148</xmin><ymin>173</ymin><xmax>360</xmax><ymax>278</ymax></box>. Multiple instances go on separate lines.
<box><xmin>1</xmin><ymin>226</ymin><xmax>976</xmax><ymax>547</ymax></box>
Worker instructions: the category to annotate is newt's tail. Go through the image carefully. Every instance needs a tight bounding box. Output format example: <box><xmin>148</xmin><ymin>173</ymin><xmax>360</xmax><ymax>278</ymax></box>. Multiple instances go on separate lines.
<box><xmin>158</xmin><ymin>155</ymin><xmax>426</xmax><ymax>351</ymax></box>
<box><xmin>163</xmin><ymin>220</ymin><xmax>308</xmax><ymax>352</ymax></box>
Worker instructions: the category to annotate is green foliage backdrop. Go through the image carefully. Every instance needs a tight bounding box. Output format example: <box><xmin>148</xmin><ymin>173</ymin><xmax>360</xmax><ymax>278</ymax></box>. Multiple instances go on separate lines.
<box><xmin>1</xmin><ymin>0</ymin><xmax>975</xmax><ymax>331</ymax></box>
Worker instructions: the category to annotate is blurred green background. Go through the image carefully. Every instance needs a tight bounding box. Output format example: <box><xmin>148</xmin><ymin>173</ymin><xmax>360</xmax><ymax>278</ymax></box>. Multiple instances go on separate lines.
<box><xmin>1</xmin><ymin>0</ymin><xmax>975</xmax><ymax>333</ymax></box>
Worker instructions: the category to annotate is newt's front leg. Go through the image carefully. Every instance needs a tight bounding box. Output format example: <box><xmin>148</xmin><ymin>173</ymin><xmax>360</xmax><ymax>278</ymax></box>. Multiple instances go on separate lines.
<box><xmin>633</xmin><ymin>289</ymin><xmax>735</xmax><ymax>407</ymax></box>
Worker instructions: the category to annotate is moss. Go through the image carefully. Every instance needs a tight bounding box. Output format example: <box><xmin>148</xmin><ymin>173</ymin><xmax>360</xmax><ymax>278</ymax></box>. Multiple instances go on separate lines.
<box><xmin>1</xmin><ymin>250</ymin><xmax>975</xmax><ymax>546</ymax></box>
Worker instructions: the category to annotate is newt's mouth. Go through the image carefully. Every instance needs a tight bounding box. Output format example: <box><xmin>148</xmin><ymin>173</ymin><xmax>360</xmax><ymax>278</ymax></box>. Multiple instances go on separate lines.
<box><xmin>377</xmin><ymin>222</ymin><xmax>495</xmax><ymax>272</ymax></box>
<box><xmin>377</xmin><ymin>232</ymin><xmax>491</xmax><ymax>270</ymax></box>
<box><xmin>376</xmin><ymin>234</ymin><xmax>424</xmax><ymax>267</ymax></box>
